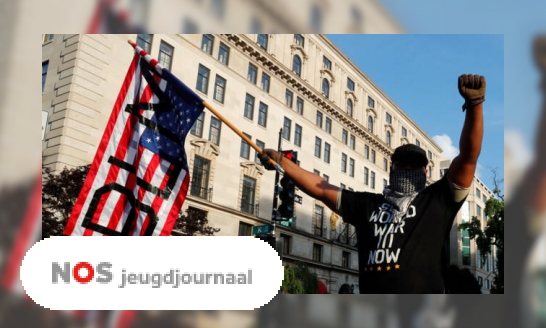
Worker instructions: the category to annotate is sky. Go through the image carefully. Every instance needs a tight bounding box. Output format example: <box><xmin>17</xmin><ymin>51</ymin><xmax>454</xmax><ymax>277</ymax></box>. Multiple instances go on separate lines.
<box><xmin>326</xmin><ymin>34</ymin><xmax>504</xmax><ymax>193</ymax></box>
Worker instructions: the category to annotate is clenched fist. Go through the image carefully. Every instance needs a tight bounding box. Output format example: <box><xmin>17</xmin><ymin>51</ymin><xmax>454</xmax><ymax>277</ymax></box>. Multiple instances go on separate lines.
<box><xmin>458</xmin><ymin>74</ymin><xmax>486</xmax><ymax>111</ymax></box>
<box><xmin>258</xmin><ymin>149</ymin><xmax>283</xmax><ymax>171</ymax></box>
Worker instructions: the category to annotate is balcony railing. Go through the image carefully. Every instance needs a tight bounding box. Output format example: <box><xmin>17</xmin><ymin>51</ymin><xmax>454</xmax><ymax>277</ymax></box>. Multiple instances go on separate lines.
<box><xmin>190</xmin><ymin>184</ymin><xmax>213</xmax><ymax>202</ymax></box>
<box><xmin>241</xmin><ymin>202</ymin><xmax>259</xmax><ymax>216</ymax></box>
<box><xmin>313</xmin><ymin>226</ymin><xmax>326</xmax><ymax>237</ymax></box>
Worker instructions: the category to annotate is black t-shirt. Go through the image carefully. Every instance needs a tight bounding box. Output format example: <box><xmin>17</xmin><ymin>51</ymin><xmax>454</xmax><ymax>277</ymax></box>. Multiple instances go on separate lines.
<box><xmin>339</xmin><ymin>175</ymin><xmax>466</xmax><ymax>294</ymax></box>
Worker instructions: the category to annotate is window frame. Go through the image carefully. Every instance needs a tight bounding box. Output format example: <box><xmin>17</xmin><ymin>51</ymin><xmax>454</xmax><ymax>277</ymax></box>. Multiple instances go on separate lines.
<box><xmin>213</xmin><ymin>74</ymin><xmax>226</xmax><ymax>103</ymax></box>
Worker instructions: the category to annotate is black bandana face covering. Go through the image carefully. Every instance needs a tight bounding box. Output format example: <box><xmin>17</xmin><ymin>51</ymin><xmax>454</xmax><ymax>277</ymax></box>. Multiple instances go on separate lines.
<box><xmin>389</xmin><ymin>169</ymin><xmax>426</xmax><ymax>194</ymax></box>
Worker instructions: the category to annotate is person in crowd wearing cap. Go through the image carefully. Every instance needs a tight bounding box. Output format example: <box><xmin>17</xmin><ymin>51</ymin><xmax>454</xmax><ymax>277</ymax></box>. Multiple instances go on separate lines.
<box><xmin>258</xmin><ymin>74</ymin><xmax>486</xmax><ymax>293</ymax></box>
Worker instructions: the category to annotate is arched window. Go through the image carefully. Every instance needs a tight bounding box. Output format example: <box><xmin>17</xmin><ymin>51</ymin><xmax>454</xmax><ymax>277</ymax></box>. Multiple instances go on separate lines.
<box><xmin>322</xmin><ymin>79</ymin><xmax>330</xmax><ymax>98</ymax></box>
<box><xmin>386</xmin><ymin>131</ymin><xmax>391</xmax><ymax>147</ymax></box>
<box><xmin>292</xmin><ymin>55</ymin><xmax>302</xmax><ymax>77</ymax></box>
<box><xmin>367</xmin><ymin>116</ymin><xmax>373</xmax><ymax>132</ymax></box>
<box><xmin>347</xmin><ymin>99</ymin><xmax>353</xmax><ymax>117</ymax></box>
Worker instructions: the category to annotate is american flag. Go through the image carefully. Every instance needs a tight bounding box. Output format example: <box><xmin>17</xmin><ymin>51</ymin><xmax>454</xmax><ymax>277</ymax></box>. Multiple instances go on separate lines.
<box><xmin>64</xmin><ymin>43</ymin><xmax>205</xmax><ymax>236</ymax></box>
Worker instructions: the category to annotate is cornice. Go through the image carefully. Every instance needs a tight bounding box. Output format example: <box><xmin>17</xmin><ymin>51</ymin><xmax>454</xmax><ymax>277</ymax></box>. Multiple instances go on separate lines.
<box><xmin>224</xmin><ymin>34</ymin><xmax>392</xmax><ymax>157</ymax></box>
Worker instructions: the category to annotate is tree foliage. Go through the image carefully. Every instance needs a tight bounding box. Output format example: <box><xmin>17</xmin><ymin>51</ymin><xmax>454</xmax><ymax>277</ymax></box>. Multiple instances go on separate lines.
<box><xmin>171</xmin><ymin>207</ymin><xmax>220</xmax><ymax>236</ymax></box>
<box><xmin>42</xmin><ymin>165</ymin><xmax>219</xmax><ymax>238</ymax></box>
<box><xmin>458</xmin><ymin>172</ymin><xmax>504</xmax><ymax>293</ymax></box>
<box><xmin>42</xmin><ymin>165</ymin><xmax>90</xmax><ymax>238</ymax></box>
<box><xmin>281</xmin><ymin>262</ymin><xmax>319</xmax><ymax>294</ymax></box>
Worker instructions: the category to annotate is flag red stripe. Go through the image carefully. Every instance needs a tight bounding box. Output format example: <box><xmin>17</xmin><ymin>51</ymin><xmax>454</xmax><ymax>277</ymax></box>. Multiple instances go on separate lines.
<box><xmin>160</xmin><ymin>173</ymin><xmax>190</xmax><ymax>236</ymax></box>
<box><xmin>1</xmin><ymin>175</ymin><xmax>41</xmax><ymax>290</ymax></box>
<box><xmin>64</xmin><ymin>54</ymin><xmax>139</xmax><ymax>235</ymax></box>
<box><xmin>136</xmin><ymin>150</ymin><xmax>161</xmax><ymax>236</ymax></box>
<box><xmin>146</xmin><ymin>163</ymin><xmax>175</xmax><ymax>235</ymax></box>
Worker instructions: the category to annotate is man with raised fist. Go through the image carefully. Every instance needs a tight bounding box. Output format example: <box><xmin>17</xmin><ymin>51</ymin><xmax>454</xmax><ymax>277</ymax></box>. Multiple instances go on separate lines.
<box><xmin>259</xmin><ymin>74</ymin><xmax>486</xmax><ymax>293</ymax></box>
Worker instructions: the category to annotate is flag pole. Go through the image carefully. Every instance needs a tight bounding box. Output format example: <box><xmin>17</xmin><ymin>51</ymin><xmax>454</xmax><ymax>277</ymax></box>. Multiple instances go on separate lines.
<box><xmin>127</xmin><ymin>39</ymin><xmax>284</xmax><ymax>174</ymax></box>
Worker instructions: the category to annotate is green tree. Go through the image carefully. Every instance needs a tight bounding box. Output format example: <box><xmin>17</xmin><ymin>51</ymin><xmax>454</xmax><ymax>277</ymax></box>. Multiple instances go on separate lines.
<box><xmin>458</xmin><ymin>172</ymin><xmax>504</xmax><ymax>293</ymax></box>
<box><xmin>281</xmin><ymin>262</ymin><xmax>319</xmax><ymax>294</ymax></box>
<box><xmin>171</xmin><ymin>207</ymin><xmax>220</xmax><ymax>236</ymax></box>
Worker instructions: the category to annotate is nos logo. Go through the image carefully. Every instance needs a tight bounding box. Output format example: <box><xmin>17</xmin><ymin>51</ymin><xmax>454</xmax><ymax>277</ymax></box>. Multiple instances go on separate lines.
<box><xmin>52</xmin><ymin>262</ymin><xmax>113</xmax><ymax>284</ymax></box>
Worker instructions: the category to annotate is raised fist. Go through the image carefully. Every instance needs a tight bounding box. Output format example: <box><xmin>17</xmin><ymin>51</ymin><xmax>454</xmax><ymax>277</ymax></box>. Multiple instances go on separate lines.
<box><xmin>534</xmin><ymin>35</ymin><xmax>546</xmax><ymax>79</ymax></box>
<box><xmin>458</xmin><ymin>74</ymin><xmax>486</xmax><ymax>111</ymax></box>
<box><xmin>258</xmin><ymin>149</ymin><xmax>283</xmax><ymax>171</ymax></box>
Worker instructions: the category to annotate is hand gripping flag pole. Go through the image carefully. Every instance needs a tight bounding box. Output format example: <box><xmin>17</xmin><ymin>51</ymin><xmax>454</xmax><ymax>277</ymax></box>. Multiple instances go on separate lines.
<box><xmin>127</xmin><ymin>40</ymin><xmax>284</xmax><ymax>175</ymax></box>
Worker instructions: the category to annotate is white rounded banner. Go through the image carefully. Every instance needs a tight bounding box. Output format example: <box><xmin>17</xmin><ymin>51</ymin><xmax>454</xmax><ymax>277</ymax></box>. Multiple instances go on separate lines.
<box><xmin>21</xmin><ymin>237</ymin><xmax>283</xmax><ymax>310</ymax></box>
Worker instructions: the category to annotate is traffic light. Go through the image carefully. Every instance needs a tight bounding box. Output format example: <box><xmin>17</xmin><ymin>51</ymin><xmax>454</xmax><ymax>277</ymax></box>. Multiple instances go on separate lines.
<box><xmin>277</xmin><ymin>150</ymin><xmax>297</xmax><ymax>220</ymax></box>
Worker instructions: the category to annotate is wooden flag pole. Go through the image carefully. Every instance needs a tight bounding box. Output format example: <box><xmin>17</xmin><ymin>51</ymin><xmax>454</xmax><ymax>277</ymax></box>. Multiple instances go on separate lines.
<box><xmin>127</xmin><ymin>39</ymin><xmax>284</xmax><ymax>174</ymax></box>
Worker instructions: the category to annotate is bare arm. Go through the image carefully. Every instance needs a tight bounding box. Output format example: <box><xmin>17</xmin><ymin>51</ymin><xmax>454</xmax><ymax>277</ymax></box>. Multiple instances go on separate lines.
<box><xmin>448</xmin><ymin>75</ymin><xmax>485</xmax><ymax>188</ymax></box>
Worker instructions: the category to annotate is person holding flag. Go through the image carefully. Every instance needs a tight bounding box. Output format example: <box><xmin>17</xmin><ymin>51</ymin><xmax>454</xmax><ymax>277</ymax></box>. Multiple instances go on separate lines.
<box><xmin>259</xmin><ymin>74</ymin><xmax>486</xmax><ymax>293</ymax></box>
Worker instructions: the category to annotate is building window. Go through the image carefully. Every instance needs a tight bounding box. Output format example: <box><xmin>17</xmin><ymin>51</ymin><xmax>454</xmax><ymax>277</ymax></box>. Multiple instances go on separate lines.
<box><xmin>201</xmin><ymin>34</ymin><xmax>214</xmax><ymax>54</ymax></box>
<box><xmin>183</xmin><ymin>20</ymin><xmax>198</xmax><ymax>34</ymax></box>
<box><xmin>322</xmin><ymin>79</ymin><xmax>330</xmax><ymax>98</ymax></box>
<box><xmin>476</xmin><ymin>188</ymin><xmax>481</xmax><ymax>198</ymax></box>
<box><xmin>483</xmin><ymin>195</ymin><xmax>487</xmax><ymax>204</ymax></box>
<box><xmin>324</xmin><ymin>143</ymin><xmax>331</xmax><ymax>163</ymax></box>
<box><xmin>281</xmin><ymin>234</ymin><xmax>292</xmax><ymax>254</ymax></box>
<box><xmin>244</xmin><ymin>94</ymin><xmax>255</xmax><ymax>120</ymax></box>
<box><xmin>342</xmin><ymin>129</ymin><xmax>348</xmax><ymax>145</ymax></box>
<box><xmin>478</xmin><ymin>276</ymin><xmax>483</xmax><ymax>287</ymax></box>
<box><xmin>341</xmin><ymin>153</ymin><xmax>347</xmax><ymax>173</ymax></box>
<box><xmin>342</xmin><ymin>251</ymin><xmax>350</xmax><ymax>268</ymax></box>
<box><xmin>292</xmin><ymin>55</ymin><xmax>302</xmax><ymax>77</ymax></box>
<box><xmin>255</xmin><ymin>140</ymin><xmax>265</xmax><ymax>164</ymax></box>
<box><xmin>428</xmin><ymin>165</ymin><xmax>432</xmax><ymax>178</ymax></box>
<box><xmin>42</xmin><ymin>61</ymin><xmax>49</xmax><ymax>92</ymax></box>
<box><xmin>283</xmin><ymin>117</ymin><xmax>292</xmax><ymax>140</ymax></box>
<box><xmin>313</xmin><ymin>205</ymin><xmax>324</xmax><ymax>237</ymax></box>
<box><xmin>383</xmin><ymin>179</ymin><xmax>388</xmax><ymax>189</ymax></box>
<box><xmin>313</xmin><ymin>244</ymin><xmax>323</xmax><ymax>262</ymax></box>
<box><xmin>315</xmin><ymin>137</ymin><xmax>322</xmax><ymax>158</ymax></box>
<box><xmin>261</xmin><ymin>73</ymin><xmax>270</xmax><ymax>93</ymax></box>
<box><xmin>213</xmin><ymin>75</ymin><xmax>226</xmax><ymax>103</ymax></box>
<box><xmin>211</xmin><ymin>0</ymin><xmax>225</xmax><ymax>18</ymax></box>
<box><xmin>350</xmin><ymin>135</ymin><xmax>355</xmax><ymax>150</ymax></box>
<box><xmin>416</xmin><ymin>139</ymin><xmax>421</xmax><ymax>147</ymax></box>
<box><xmin>240</xmin><ymin>133</ymin><xmax>251</xmax><ymax>159</ymax></box>
<box><xmin>208</xmin><ymin>116</ymin><xmax>222</xmax><ymax>146</ymax></box>
<box><xmin>190</xmin><ymin>112</ymin><xmax>205</xmax><ymax>137</ymax></box>
<box><xmin>428</xmin><ymin>150</ymin><xmax>432</xmax><ymax>160</ymax></box>
<box><xmin>158</xmin><ymin>41</ymin><xmax>174</xmax><ymax>70</ymax></box>
<box><xmin>241</xmin><ymin>176</ymin><xmax>257</xmax><ymax>214</ymax></box>
<box><xmin>402</xmin><ymin>127</ymin><xmax>407</xmax><ymax>137</ymax></box>
<box><xmin>43</xmin><ymin>34</ymin><xmax>54</xmax><ymax>43</ymax></box>
<box><xmin>296</xmin><ymin>97</ymin><xmax>304</xmax><ymax>115</ymax></box>
<box><xmin>196</xmin><ymin>64</ymin><xmax>210</xmax><ymax>94</ymax></box>
<box><xmin>136</xmin><ymin>34</ymin><xmax>152</xmax><ymax>53</ymax></box>
<box><xmin>247</xmin><ymin>63</ymin><xmax>258</xmax><ymax>84</ymax></box>
<box><xmin>486</xmin><ymin>279</ymin><xmax>490</xmax><ymax>289</ymax></box>
<box><xmin>323</xmin><ymin>56</ymin><xmax>332</xmax><ymax>70</ymax></box>
<box><xmin>367</xmin><ymin>116</ymin><xmax>374</xmax><ymax>132</ymax></box>
<box><xmin>364</xmin><ymin>167</ymin><xmax>369</xmax><ymax>185</ymax></box>
<box><xmin>258</xmin><ymin>102</ymin><xmax>268</xmax><ymax>127</ymax></box>
<box><xmin>347</xmin><ymin>78</ymin><xmax>355</xmax><ymax>91</ymax></box>
<box><xmin>364</xmin><ymin>145</ymin><xmax>369</xmax><ymax>159</ymax></box>
<box><xmin>257</xmin><ymin>34</ymin><xmax>268</xmax><ymax>50</ymax></box>
<box><xmin>462</xmin><ymin>229</ymin><xmax>470</xmax><ymax>265</ymax></box>
<box><xmin>323</xmin><ymin>174</ymin><xmax>329</xmax><ymax>182</ymax></box>
<box><xmin>325</xmin><ymin>117</ymin><xmax>332</xmax><ymax>134</ymax></box>
<box><xmin>383</xmin><ymin>158</ymin><xmax>388</xmax><ymax>171</ymax></box>
<box><xmin>371</xmin><ymin>171</ymin><xmax>376</xmax><ymax>189</ymax></box>
<box><xmin>476</xmin><ymin>205</ymin><xmax>482</xmax><ymax>218</ymax></box>
<box><xmin>368</xmin><ymin>96</ymin><xmax>375</xmax><ymax>108</ymax></box>
<box><xmin>386</xmin><ymin>113</ymin><xmax>392</xmax><ymax>124</ymax></box>
<box><xmin>340</xmin><ymin>183</ymin><xmax>346</xmax><ymax>190</ymax></box>
<box><xmin>346</xmin><ymin>99</ymin><xmax>354</xmax><ymax>117</ymax></box>
<box><xmin>349</xmin><ymin>158</ymin><xmax>355</xmax><ymax>177</ymax></box>
<box><xmin>386</xmin><ymin>131</ymin><xmax>391</xmax><ymax>147</ymax></box>
<box><xmin>191</xmin><ymin>156</ymin><xmax>210</xmax><ymax>199</ymax></box>
<box><xmin>295</xmin><ymin>124</ymin><xmax>302</xmax><ymax>147</ymax></box>
<box><xmin>313</xmin><ymin>169</ymin><xmax>320</xmax><ymax>176</ymax></box>
<box><xmin>285</xmin><ymin>89</ymin><xmax>294</xmax><ymax>108</ymax></box>
<box><xmin>316</xmin><ymin>111</ymin><xmax>323</xmax><ymax>128</ymax></box>
<box><xmin>371</xmin><ymin>150</ymin><xmax>376</xmax><ymax>163</ymax></box>
<box><xmin>294</xmin><ymin>34</ymin><xmax>305</xmax><ymax>47</ymax></box>
<box><xmin>218</xmin><ymin>42</ymin><xmax>230</xmax><ymax>65</ymax></box>
<box><xmin>238</xmin><ymin>222</ymin><xmax>253</xmax><ymax>236</ymax></box>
